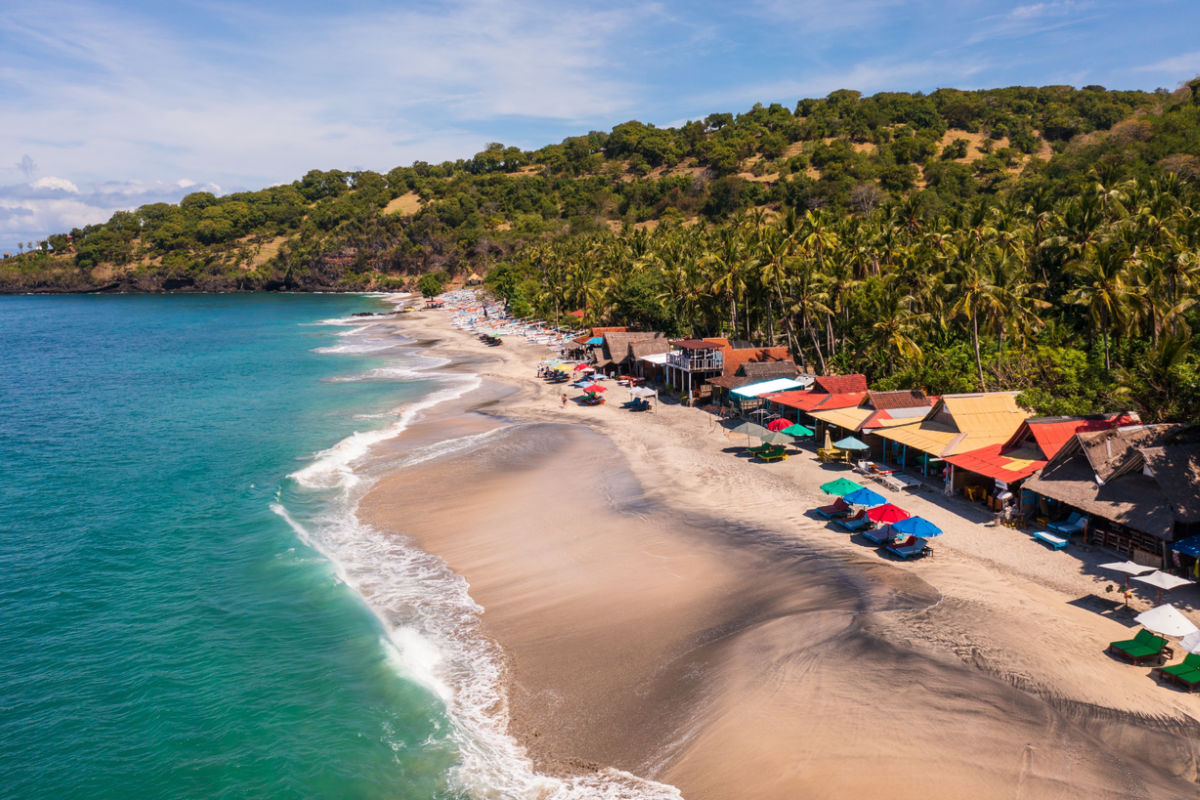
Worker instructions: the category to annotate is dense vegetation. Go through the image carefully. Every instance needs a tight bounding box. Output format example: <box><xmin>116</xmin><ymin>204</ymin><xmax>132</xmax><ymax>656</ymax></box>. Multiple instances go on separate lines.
<box><xmin>4</xmin><ymin>82</ymin><xmax>1200</xmax><ymax>419</ymax></box>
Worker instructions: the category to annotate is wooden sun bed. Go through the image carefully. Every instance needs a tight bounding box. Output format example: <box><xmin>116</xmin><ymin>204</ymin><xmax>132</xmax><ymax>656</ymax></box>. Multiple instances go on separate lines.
<box><xmin>886</xmin><ymin>538</ymin><xmax>930</xmax><ymax>559</ymax></box>
<box><xmin>1032</xmin><ymin>530</ymin><xmax>1069</xmax><ymax>550</ymax></box>
<box><xmin>814</xmin><ymin>498</ymin><xmax>851</xmax><ymax>519</ymax></box>
<box><xmin>757</xmin><ymin>445</ymin><xmax>788</xmax><ymax>462</ymax></box>
<box><xmin>836</xmin><ymin>512</ymin><xmax>872</xmax><ymax>532</ymax></box>
<box><xmin>1154</xmin><ymin>653</ymin><xmax>1200</xmax><ymax>691</ymax></box>
<box><xmin>1108</xmin><ymin>629</ymin><xmax>1170</xmax><ymax>665</ymax></box>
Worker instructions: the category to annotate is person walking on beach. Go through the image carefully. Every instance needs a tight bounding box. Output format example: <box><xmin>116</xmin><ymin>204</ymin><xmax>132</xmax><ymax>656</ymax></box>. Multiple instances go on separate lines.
<box><xmin>561</xmin><ymin>393</ymin><xmax>568</xmax><ymax>407</ymax></box>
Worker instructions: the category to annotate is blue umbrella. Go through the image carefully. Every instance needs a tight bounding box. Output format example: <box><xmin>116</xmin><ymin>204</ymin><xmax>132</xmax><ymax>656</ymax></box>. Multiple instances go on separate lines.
<box><xmin>888</xmin><ymin>516</ymin><xmax>943</xmax><ymax>538</ymax></box>
<box><xmin>833</xmin><ymin>435</ymin><xmax>870</xmax><ymax>451</ymax></box>
<box><xmin>842</xmin><ymin>487</ymin><xmax>887</xmax><ymax>507</ymax></box>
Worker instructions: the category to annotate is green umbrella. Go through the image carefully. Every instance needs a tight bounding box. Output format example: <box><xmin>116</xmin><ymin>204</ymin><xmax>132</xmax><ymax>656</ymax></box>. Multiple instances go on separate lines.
<box><xmin>820</xmin><ymin>477</ymin><xmax>863</xmax><ymax>496</ymax></box>
<box><xmin>782</xmin><ymin>424</ymin><xmax>814</xmax><ymax>437</ymax></box>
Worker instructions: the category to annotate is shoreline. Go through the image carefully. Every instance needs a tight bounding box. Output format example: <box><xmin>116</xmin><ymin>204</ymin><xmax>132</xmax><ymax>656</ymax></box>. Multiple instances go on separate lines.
<box><xmin>358</xmin><ymin>306</ymin><xmax>1200</xmax><ymax>799</ymax></box>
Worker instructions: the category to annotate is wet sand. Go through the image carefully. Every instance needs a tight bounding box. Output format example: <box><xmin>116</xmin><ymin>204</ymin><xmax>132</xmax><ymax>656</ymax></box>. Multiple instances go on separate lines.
<box><xmin>359</xmin><ymin>309</ymin><xmax>1200</xmax><ymax>799</ymax></box>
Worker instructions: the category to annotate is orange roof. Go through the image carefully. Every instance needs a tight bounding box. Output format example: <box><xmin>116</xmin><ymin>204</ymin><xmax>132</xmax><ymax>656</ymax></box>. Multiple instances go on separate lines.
<box><xmin>721</xmin><ymin>345</ymin><xmax>791</xmax><ymax>377</ymax></box>
<box><xmin>1015</xmin><ymin>415</ymin><xmax>1136</xmax><ymax>460</ymax></box>
<box><xmin>768</xmin><ymin>390</ymin><xmax>866</xmax><ymax>412</ymax></box>
<box><xmin>943</xmin><ymin>445</ymin><xmax>1046</xmax><ymax>483</ymax></box>
<box><xmin>812</xmin><ymin>374</ymin><xmax>868</xmax><ymax>394</ymax></box>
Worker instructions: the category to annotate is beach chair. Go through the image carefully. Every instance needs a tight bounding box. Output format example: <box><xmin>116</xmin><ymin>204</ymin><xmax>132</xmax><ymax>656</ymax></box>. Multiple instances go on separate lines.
<box><xmin>1032</xmin><ymin>530</ymin><xmax>1069</xmax><ymax>550</ymax></box>
<box><xmin>1048</xmin><ymin>512</ymin><xmax>1088</xmax><ymax>537</ymax></box>
<box><xmin>1107</xmin><ymin>629</ymin><xmax>1169</xmax><ymax>665</ymax></box>
<box><xmin>1154</xmin><ymin>653</ymin><xmax>1200</xmax><ymax>690</ymax></box>
<box><xmin>836</xmin><ymin>511</ymin><xmax>872</xmax><ymax>532</ymax></box>
<box><xmin>815</xmin><ymin>497</ymin><xmax>852</xmax><ymax>519</ymax></box>
<box><xmin>860</xmin><ymin>527</ymin><xmax>892</xmax><ymax>545</ymax></box>
<box><xmin>886</xmin><ymin>537</ymin><xmax>930</xmax><ymax>559</ymax></box>
<box><xmin>758</xmin><ymin>445</ymin><xmax>787</xmax><ymax>462</ymax></box>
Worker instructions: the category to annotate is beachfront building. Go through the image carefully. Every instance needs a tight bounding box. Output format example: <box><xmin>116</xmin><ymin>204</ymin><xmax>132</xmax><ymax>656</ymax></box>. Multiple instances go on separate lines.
<box><xmin>564</xmin><ymin>326</ymin><xmax>628</xmax><ymax>359</ymax></box>
<box><xmin>1022</xmin><ymin>423</ymin><xmax>1200</xmax><ymax>567</ymax></box>
<box><xmin>705</xmin><ymin>345</ymin><xmax>800</xmax><ymax>408</ymax></box>
<box><xmin>805</xmin><ymin>390</ymin><xmax>936</xmax><ymax>456</ymax></box>
<box><xmin>593</xmin><ymin>331</ymin><xmax>667</xmax><ymax>375</ymax></box>
<box><xmin>762</xmin><ymin>374</ymin><xmax>870</xmax><ymax>429</ymax></box>
<box><xmin>664</xmin><ymin>338</ymin><xmax>729</xmax><ymax>401</ymax></box>
<box><xmin>867</xmin><ymin>392</ymin><xmax>1030</xmax><ymax>488</ymax></box>
<box><xmin>631</xmin><ymin>339</ymin><xmax>672</xmax><ymax>383</ymax></box>
<box><xmin>941</xmin><ymin>414</ymin><xmax>1135</xmax><ymax>512</ymax></box>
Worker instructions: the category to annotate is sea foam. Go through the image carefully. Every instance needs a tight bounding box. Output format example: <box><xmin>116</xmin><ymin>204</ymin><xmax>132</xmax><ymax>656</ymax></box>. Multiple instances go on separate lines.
<box><xmin>277</xmin><ymin>310</ymin><xmax>683</xmax><ymax>800</ymax></box>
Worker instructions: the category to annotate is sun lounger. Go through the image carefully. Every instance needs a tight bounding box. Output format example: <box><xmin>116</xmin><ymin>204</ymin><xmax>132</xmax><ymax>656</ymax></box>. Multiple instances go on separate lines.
<box><xmin>1049</xmin><ymin>512</ymin><xmax>1088</xmax><ymax>536</ymax></box>
<box><xmin>1107</xmin><ymin>629</ymin><xmax>1169</xmax><ymax>665</ymax></box>
<box><xmin>886</xmin><ymin>538</ymin><xmax>930</xmax><ymax>559</ymax></box>
<box><xmin>1154</xmin><ymin>653</ymin><xmax>1200</xmax><ymax>690</ymax></box>
<box><xmin>1032</xmin><ymin>530</ymin><xmax>1069</xmax><ymax>550</ymax></box>
<box><xmin>860</xmin><ymin>527</ymin><xmax>892</xmax><ymax>545</ymax></box>
<box><xmin>836</xmin><ymin>512</ymin><xmax>872</xmax><ymax>532</ymax></box>
<box><xmin>815</xmin><ymin>498</ymin><xmax>852</xmax><ymax>519</ymax></box>
<box><xmin>758</xmin><ymin>445</ymin><xmax>787</xmax><ymax>462</ymax></box>
<box><xmin>1168</xmin><ymin>669</ymin><xmax>1200</xmax><ymax>692</ymax></box>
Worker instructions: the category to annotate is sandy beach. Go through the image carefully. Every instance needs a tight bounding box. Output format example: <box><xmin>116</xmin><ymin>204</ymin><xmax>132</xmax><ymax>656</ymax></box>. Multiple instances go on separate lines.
<box><xmin>360</xmin><ymin>308</ymin><xmax>1200</xmax><ymax>799</ymax></box>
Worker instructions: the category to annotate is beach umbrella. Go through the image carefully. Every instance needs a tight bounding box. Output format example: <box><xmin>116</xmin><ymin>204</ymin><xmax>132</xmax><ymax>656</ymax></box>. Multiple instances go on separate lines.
<box><xmin>579</xmin><ymin>383</ymin><xmax>606</xmax><ymax>393</ymax></box>
<box><xmin>1134</xmin><ymin>604</ymin><xmax>1200</xmax><ymax>638</ymax></box>
<box><xmin>728</xmin><ymin>420</ymin><xmax>770</xmax><ymax>446</ymax></box>
<box><xmin>767</xmin><ymin>418</ymin><xmax>792</xmax><ymax>432</ymax></box>
<box><xmin>1099</xmin><ymin>560</ymin><xmax>1156</xmax><ymax>589</ymax></box>
<box><xmin>1180</xmin><ymin>630</ymin><xmax>1200</xmax><ymax>654</ymax></box>
<box><xmin>629</xmin><ymin>386</ymin><xmax>657</xmax><ymax>398</ymax></box>
<box><xmin>820</xmin><ymin>477</ymin><xmax>863</xmax><ymax>496</ymax></box>
<box><xmin>1132</xmin><ymin>571</ymin><xmax>1195</xmax><ymax>605</ymax></box>
<box><xmin>842</xmin><ymin>487</ymin><xmax>887</xmax><ymax>508</ymax></box>
<box><xmin>573</xmin><ymin>363</ymin><xmax>589</xmax><ymax>371</ymax></box>
<box><xmin>759</xmin><ymin>430</ymin><xmax>795</xmax><ymax>445</ymax></box>
<box><xmin>833</xmin><ymin>435</ymin><xmax>870</xmax><ymax>451</ymax></box>
<box><xmin>888</xmin><ymin>515</ymin><xmax>942</xmax><ymax>538</ymax></box>
<box><xmin>867</xmin><ymin>503</ymin><xmax>910</xmax><ymax>524</ymax></box>
<box><xmin>782</xmin><ymin>423</ymin><xmax>814</xmax><ymax>437</ymax></box>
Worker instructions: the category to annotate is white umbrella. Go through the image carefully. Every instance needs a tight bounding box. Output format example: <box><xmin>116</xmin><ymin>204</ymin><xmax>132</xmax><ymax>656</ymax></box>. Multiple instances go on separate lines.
<box><xmin>1132</xmin><ymin>571</ymin><xmax>1195</xmax><ymax>605</ymax></box>
<box><xmin>1180</xmin><ymin>630</ymin><xmax>1200</xmax><ymax>654</ymax></box>
<box><xmin>629</xmin><ymin>386</ymin><xmax>657</xmax><ymax>398</ymax></box>
<box><xmin>1099</xmin><ymin>560</ymin><xmax>1156</xmax><ymax>589</ymax></box>
<box><xmin>1134</xmin><ymin>604</ymin><xmax>1199</xmax><ymax>638</ymax></box>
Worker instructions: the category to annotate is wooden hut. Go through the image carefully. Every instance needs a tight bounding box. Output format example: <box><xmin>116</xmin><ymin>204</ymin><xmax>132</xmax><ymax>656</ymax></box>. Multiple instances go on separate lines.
<box><xmin>1023</xmin><ymin>423</ymin><xmax>1200</xmax><ymax>567</ymax></box>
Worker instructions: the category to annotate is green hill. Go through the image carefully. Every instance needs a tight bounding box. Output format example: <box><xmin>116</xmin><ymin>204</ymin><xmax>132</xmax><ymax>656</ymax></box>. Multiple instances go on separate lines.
<box><xmin>5</xmin><ymin>82</ymin><xmax>1200</xmax><ymax>420</ymax></box>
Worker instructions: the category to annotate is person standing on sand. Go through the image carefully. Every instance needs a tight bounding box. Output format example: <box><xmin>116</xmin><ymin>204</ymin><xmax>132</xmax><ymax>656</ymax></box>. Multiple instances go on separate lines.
<box><xmin>561</xmin><ymin>393</ymin><xmax>568</xmax><ymax>407</ymax></box>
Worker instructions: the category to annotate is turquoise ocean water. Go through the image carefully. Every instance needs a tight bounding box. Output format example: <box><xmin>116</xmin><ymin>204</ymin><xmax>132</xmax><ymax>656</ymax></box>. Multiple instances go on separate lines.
<box><xmin>0</xmin><ymin>294</ymin><xmax>678</xmax><ymax>800</ymax></box>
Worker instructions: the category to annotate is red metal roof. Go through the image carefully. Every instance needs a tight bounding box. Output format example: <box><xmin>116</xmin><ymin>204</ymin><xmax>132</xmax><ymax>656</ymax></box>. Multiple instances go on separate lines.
<box><xmin>767</xmin><ymin>390</ymin><xmax>866</xmax><ymax>412</ymax></box>
<box><xmin>1004</xmin><ymin>414</ymin><xmax>1135</xmax><ymax>459</ymax></box>
<box><xmin>943</xmin><ymin>445</ymin><xmax>1045</xmax><ymax>483</ymax></box>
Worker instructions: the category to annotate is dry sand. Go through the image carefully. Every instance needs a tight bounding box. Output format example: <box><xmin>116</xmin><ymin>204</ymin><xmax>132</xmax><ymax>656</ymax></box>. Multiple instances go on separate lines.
<box><xmin>360</xmin><ymin>309</ymin><xmax>1200</xmax><ymax>799</ymax></box>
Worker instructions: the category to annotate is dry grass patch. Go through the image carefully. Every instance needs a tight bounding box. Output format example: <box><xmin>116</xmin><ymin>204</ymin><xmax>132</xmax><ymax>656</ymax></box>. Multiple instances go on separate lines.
<box><xmin>383</xmin><ymin>192</ymin><xmax>422</xmax><ymax>216</ymax></box>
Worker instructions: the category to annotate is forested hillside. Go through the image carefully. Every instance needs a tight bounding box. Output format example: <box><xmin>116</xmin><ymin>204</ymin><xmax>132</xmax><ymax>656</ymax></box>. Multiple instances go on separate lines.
<box><xmin>4</xmin><ymin>83</ymin><xmax>1199</xmax><ymax>419</ymax></box>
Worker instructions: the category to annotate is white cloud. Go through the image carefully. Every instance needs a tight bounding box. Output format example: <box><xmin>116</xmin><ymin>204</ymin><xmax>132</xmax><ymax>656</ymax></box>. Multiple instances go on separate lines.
<box><xmin>0</xmin><ymin>0</ymin><xmax>658</xmax><ymax>248</ymax></box>
<box><xmin>31</xmin><ymin>176</ymin><xmax>80</xmax><ymax>193</ymax></box>
<box><xmin>1134</xmin><ymin>50</ymin><xmax>1200</xmax><ymax>75</ymax></box>
<box><xmin>967</xmin><ymin>0</ymin><xmax>1095</xmax><ymax>43</ymax></box>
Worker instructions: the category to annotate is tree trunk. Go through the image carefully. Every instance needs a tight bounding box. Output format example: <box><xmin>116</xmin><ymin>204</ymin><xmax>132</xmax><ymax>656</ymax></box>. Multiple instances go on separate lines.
<box><xmin>972</xmin><ymin>313</ymin><xmax>986</xmax><ymax>390</ymax></box>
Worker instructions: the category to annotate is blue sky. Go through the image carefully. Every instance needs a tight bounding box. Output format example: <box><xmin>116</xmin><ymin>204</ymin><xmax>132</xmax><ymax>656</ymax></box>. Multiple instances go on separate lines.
<box><xmin>3</xmin><ymin>0</ymin><xmax>1199</xmax><ymax>252</ymax></box>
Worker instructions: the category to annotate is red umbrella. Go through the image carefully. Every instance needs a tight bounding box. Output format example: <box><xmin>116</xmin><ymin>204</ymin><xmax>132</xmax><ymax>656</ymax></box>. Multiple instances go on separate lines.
<box><xmin>767</xmin><ymin>418</ymin><xmax>792</xmax><ymax>432</ymax></box>
<box><xmin>580</xmin><ymin>383</ymin><xmax>606</xmax><ymax>393</ymax></box>
<box><xmin>867</xmin><ymin>504</ymin><xmax>910</xmax><ymax>524</ymax></box>
<box><xmin>573</xmin><ymin>363</ymin><xmax>589</xmax><ymax>371</ymax></box>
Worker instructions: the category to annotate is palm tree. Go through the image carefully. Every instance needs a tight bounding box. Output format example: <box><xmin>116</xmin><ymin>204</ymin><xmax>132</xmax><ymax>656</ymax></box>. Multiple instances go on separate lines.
<box><xmin>1062</xmin><ymin>239</ymin><xmax>1140</xmax><ymax>371</ymax></box>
